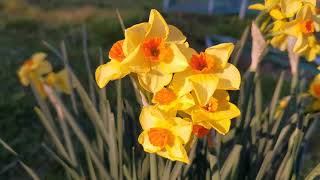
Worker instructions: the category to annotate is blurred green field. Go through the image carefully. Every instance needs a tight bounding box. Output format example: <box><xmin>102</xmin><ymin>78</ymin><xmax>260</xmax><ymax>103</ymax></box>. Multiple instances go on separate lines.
<box><xmin>1</xmin><ymin>0</ymin><xmax>320</xmax><ymax>179</ymax></box>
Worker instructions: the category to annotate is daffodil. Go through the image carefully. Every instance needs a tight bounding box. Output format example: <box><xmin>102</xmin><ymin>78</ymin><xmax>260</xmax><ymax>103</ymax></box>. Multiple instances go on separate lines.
<box><xmin>138</xmin><ymin>106</ymin><xmax>192</xmax><ymax>163</ymax></box>
<box><xmin>170</xmin><ymin>43</ymin><xmax>241</xmax><ymax>105</ymax></box>
<box><xmin>299</xmin><ymin>35</ymin><xmax>320</xmax><ymax>61</ymax></box>
<box><xmin>17</xmin><ymin>52</ymin><xmax>52</xmax><ymax>86</ymax></box>
<box><xmin>309</xmin><ymin>74</ymin><xmax>320</xmax><ymax>99</ymax></box>
<box><xmin>283</xmin><ymin>3</ymin><xmax>320</xmax><ymax>55</ymax></box>
<box><xmin>45</xmin><ymin>69</ymin><xmax>72</xmax><ymax>94</ymax></box>
<box><xmin>96</xmin><ymin>10</ymin><xmax>189</xmax><ymax>92</ymax></box>
<box><xmin>120</xmin><ymin>9</ymin><xmax>189</xmax><ymax>92</ymax></box>
<box><xmin>190</xmin><ymin>90</ymin><xmax>240</xmax><ymax>135</ymax></box>
<box><xmin>152</xmin><ymin>87</ymin><xmax>195</xmax><ymax>115</ymax></box>
<box><xmin>249</xmin><ymin>0</ymin><xmax>285</xmax><ymax>20</ymax></box>
<box><xmin>95</xmin><ymin>40</ymin><xmax>130</xmax><ymax>88</ymax></box>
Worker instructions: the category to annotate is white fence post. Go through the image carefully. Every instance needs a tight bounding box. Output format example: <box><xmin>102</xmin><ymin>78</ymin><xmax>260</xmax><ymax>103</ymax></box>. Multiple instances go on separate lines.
<box><xmin>239</xmin><ymin>0</ymin><xmax>248</xmax><ymax>19</ymax></box>
<box><xmin>208</xmin><ymin>0</ymin><xmax>215</xmax><ymax>15</ymax></box>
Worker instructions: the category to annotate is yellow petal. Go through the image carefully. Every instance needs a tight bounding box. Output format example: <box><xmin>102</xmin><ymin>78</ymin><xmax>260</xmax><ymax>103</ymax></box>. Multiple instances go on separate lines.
<box><xmin>293</xmin><ymin>34</ymin><xmax>309</xmax><ymax>54</ymax></box>
<box><xmin>270</xmin><ymin>8</ymin><xmax>285</xmax><ymax>20</ymax></box>
<box><xmin>169</xmin><ymin>118</ymin><xmax>192</xmax><ymax>144</ymax></box>
<box><xmin>169</xmin><ymin>69</ymin><xmax>194</xmax><ymax>97</ymax></box>
<box><xmin>153</xmin><ymin>43</ymin><xmax>189</xmax><ymax>74</ymax></box>
<box><xmin>166</xmin><ymin>25</ymin><xmax>186</xmax><ymax>44</ymax></box>
<box><xmin>208</xmin><ymin>119</ymin><xmax>231</xmax><ymax>135</ymax></box>
<box><xmin>191</xmin><ymin>102</ymin><xmax>240</xmax><ymax>123</ymax></box>
<box><xmin>123</xmin><ymin>22</ymin><xmax>149</xmax><ymax>55</ymax></box>
<box><xmin>122</xmin><ymin>45</ymin><xmax>150</xmax><ymax>73</ymax></box>
<box><xmin>178</xmin><ymin>93</ymin><xmax>196</xmax><ymax>111</ymax></box>
<box><xmin>54</xmin><ymin>69</ymin><xmax>72</xmax><ymax>94</ymax></box>
<box><xmin>145</xmin><ymin>9</ymin><xmax>169</xmax><ymax>40</ymax></box>
<box><xmin>189</xmin><ymin>74</ymin><xmax>219</xmax><ymax>106</ymax></box>
<box><xmin>281</xmin><ymin>0</ymin><xmax>302</xmax><ymax>18</ymax></box>
<box><xmin>138</xmin><ymin>71</ymin><xmax>172</xmax><ymax>93</ymax></box>
<box><xmin>216</xmin><ymin>63</ymin><xmax>241</xmax><ymax>90</ymax></box>
<box><xmin>158</xmin><ymin>137</ymin><xmax>190</xmax><ymax>164</ymax></box>
<box><xmin>138</xmin><ymin>131</ymin><xmax>162</xmax><ymax>153</ymax></box>
<box><xmin>248</xmin><ymin>3</ymin><xmax>266</xmax><ymax>10</ymax></box>
<box><xmin>205</xmin><ymin>43</ymin><xmax>234</xmax><ymax>68</ymax></box>
<box><xmin>139</xmin><ymin>106</ymin><xmax>172</xmax><ymax>130</ymax></box>
<box><xmin>95</xmin><ymin>60</ymin><xmax>129</xmax><ymax>88</ymax></box>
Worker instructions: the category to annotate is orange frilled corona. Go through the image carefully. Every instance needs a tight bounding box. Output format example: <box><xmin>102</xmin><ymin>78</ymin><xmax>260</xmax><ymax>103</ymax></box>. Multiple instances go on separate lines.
<box><xmin>148</xmin><ymin>128</ymin><xmax>174</xmax><ymax>148</ymax></box>
<box><xmin>312</xmin><ymin>83</ymin><xmax>320</xmax><ymax>98</ymax></box>
<box><xmin>202</xmin><ymin>97</ymin><xmax>219</xmax><ymax>112</ymax></box>
<box><xmin>189</xmin><ymin>52</ymin><xmax>215</xmax><ymax>73</ymax></box>
<box><xmin>153</xmin><ymin>88</ymin><xmax>177</xmax><ymax>105</ymax></box>
<box><xmin>142</xmin><ymin>37</ymin><xmax>173</xmax><ymax>62</ymax></box>
<box><xmin>300</xmin><ymin>20</ymin><xmax>315</xmax><ymax>34</ymax></box>
<box><xmin>109</xmin><ymin>40</ymin><xmax>125</xmax><ymax>61</ymax></box>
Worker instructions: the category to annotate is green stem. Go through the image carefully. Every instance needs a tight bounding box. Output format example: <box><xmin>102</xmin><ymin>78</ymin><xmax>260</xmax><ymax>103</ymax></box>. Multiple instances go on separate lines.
<box><xmin>150</xmin><ymin>154</ymin><xmax>158</xmax><ymax>180</ymax></box>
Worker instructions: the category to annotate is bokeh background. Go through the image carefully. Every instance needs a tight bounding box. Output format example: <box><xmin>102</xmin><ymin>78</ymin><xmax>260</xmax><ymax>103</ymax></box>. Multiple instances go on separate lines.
<box><xmin>1</xmin><ymin>0</ymin><xmax>319</xmax><ymax>179</ymax></box>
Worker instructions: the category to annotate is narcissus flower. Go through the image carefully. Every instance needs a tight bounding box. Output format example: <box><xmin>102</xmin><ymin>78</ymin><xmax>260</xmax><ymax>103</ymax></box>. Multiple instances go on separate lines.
<box><xmin>95</xmin><ymin>40</ymin><xmax>130</xmax><ymax>88</ymax></box>
<box><xmin>138</xmin><ymin>106</ymin><xmax>192</xmax><ymax>163</ymax></box>
<box><xmin>17</xmin><ymin>52</ymin><xmax>52</xmax><ymax>86</ymax></box>
<box><xmin>152</xmin><ymin>87</ymin><xmax>195</xmax><ymax>114</ymax></box>
<box><xmin>310</xmin><ymin>74</ymin><xmax>320</xmax><ymax>99</ymax></box>
<box><xmin>190</xmin><ymin>90</ymin><xmax>240</xmax><ymax>135</ymax></box>
<box><xmin>170</xmin><ymin>43</ymin><xmax>241</xmax><ymax>105</ymax></box>
<box><xmin>283</xmin><ymin>3</ymin><xmax>320</xmax><ymax>55</ymax></box>
<box><xmin>45</xmin><ymin>69</ymin><xmax>72</xmax><ymax>94</ymax></box>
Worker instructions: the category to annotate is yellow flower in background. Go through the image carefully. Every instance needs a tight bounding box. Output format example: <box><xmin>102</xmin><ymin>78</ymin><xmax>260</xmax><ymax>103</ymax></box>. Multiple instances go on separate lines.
<box><xmin>152</xmin><ymin>87</ymin><xmax>195</xmax><ymax>115</ymax></box>
<box><xmin>249</xmin><ymin>0</ymin><xmax>285</xmax><ymax>20</ymax></box>
<box><xmin>274</xmin><ymin>96</ymin><xmax>291</xmax><ymax>119</ymax></box>
<box><xmin>45</xmin><ymin>69</ymin><xmax>72</xmax><ymax>95</ymax></box>
<box><xmin>17</xmin><ymin>52</ymin><xmax>52</xmax><ymax>86</ymax></box>
<box><xmin>190</xmin><ymin>90</ymin><xmax>240</xmax><ymax>135</ymax></box>
<box><xmin>138</xmin><ymin>106</ymin><xmax>192</xmax><ymax>163</ymax></box>
<box><xmin>309</xmin><ymin>74</ymin><xmax>320</xmax><ymax>99</ymax></box>
<box><xmin>299</xmin><ymin>35</ymin><xmax>320</xmax><ymax>61</ymax></box>
<box><xmin>170</xmin><ymin>43</ymin><xmax>241</xmax><ymax>105</ymax></box>
<box><xmin>283</xmin><ymin>3</ymin><xmax>320</xmax><ymax>55</ymax></box>
<box><xmin>95</xmin><ymin>40</ymin><xmax>130</xmax><ymax>88</ymax></box>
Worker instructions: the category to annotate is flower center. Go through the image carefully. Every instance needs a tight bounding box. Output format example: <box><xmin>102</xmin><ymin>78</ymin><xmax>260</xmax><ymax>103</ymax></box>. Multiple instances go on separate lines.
<box><xmin>148</xmin><ymin>128</ymin><xmax>173</xmax><ymax>148</ymax></box>
<box><xmin>192</xmin><ymin>125</ymin><xmax>210</xmax><ymax>138</ymax></box>
<box><xmin>189</xmin><ymin>52</ymin><xmax>214</xmax><ymax>73</ymax></box>
<box><xmin>154</xmin><ymin>88</ymin><xmax>176</xmax><ymax>105</ymax></box>
<box><xmin>202</xmin><ymin>97</ymin><xmax>219</xmax><ymax>112</ymax></box>
<box><xmin>109</xmin><ymin>40</ymin><xmax>125</xmax><ymax>61</ymax></box>
<box><xmin>143</xmin><ymin>37</ymin><xmax>172</xmax><ymax>62</ymax></box>
<box><xmin>300</xmin><ymin>20</ymin><xmax>314</xmax><ymax>34</ymax></box>
<box><xmin>312</xmin><ymin>83</ymin><xmax>320</xmax><ymax>97</ymax></box>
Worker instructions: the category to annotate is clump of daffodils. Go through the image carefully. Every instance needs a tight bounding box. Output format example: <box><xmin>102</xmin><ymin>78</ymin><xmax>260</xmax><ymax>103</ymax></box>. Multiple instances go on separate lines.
<box><xmin>95</xmin><ymin>9</ymin><xmax>241</xmax><ymax>163</ymax></box>
<box><xmin>249</xmin><ymin>0</ymin><xmax>320</xmax><ymax>61</ymax></box>
<box><xmin>17</xmin><ymin>52</ymin><xmax>71</xmax><ymax>98</ymax></box>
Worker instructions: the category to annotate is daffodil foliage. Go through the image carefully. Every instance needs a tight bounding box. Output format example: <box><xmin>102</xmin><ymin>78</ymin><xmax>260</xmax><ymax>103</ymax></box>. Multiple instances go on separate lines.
<box><xmin>249</xmin><ymin>0</ymin><xmax>320</xmax><ymax>61</ymax></box>
<box><xmin>95</xmin><ymin>9</ymin><xmax>241</xmax><ymax>163</ymax></box>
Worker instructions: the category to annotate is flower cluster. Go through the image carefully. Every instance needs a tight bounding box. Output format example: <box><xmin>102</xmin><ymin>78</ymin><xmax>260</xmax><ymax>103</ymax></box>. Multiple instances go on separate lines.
<box><xmin>95</xmin><ymin>9</ymin><xmax>241</xmax><ymax>163</ymax></box>
<box><xmin>249</xmin><ymin>0</ymin><xmax>320</xmax><ymax>61</ymax></box>
<box><xmin>17</xmin><ymin>52</ymin><xmax>71</xmax><ymax>98</ymax></box>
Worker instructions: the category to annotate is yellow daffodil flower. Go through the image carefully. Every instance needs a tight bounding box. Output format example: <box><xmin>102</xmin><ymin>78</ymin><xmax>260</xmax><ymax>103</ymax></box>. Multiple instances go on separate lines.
<box><xmin>299</xmin><ymin>35</ymin><xmax>320</xmax><ymax>61</ymax></box>
<box><xmin>283</xmin><ymin>3</ymin><xmax>320</xmax><ymax>54</ymax></box>
<box><xmin>170</xmin><ymin>43</ymin><xmax>241</xmax><ymax>105</ymax></box>
<box><xmin>95</xmin><ymin>40</ymin><xmax>130</xmax><ymax>88</ymax></box>
<box><xmin>310</xmin><ymin>74</ymin><xmax>320</xmax><ymax>99</ymax></box>
<box><xmin>190</xmin><ymin>90</ymin><xmax>240</xmax><ymax>135</ymax></box>
<box><xmin>138</xmin><ymin>106</ymin><xmax>192</xmax><ymax>163</ymax></box>
<box><xmin>152</xmin><ymin>87</ymin><xmax>195</xmax><ymax>115</ymax></box>
<box><xmin>17</xmin><ymin>52</ymin><xmax>52</xmax><ymax>86</ymax></box>
<box><xmin>249</xmin><ymin>0</ymin><xmax>285</xmax><ymax>20</ymax></box>
<box><xmin>45</xmin><ymin>69</ymin><xmax>72</xmax><ymax>94</ymax></box>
